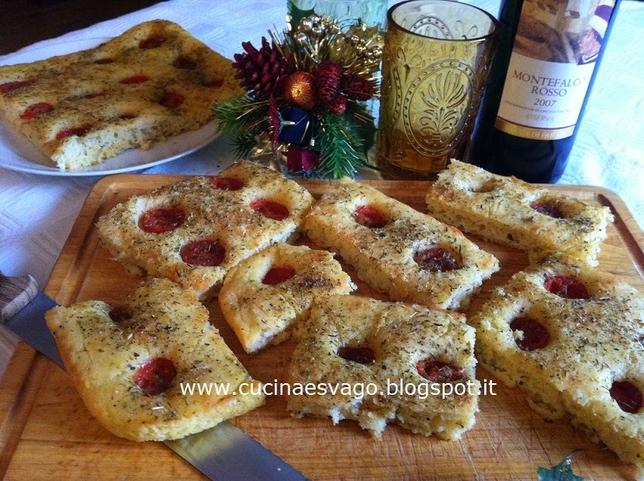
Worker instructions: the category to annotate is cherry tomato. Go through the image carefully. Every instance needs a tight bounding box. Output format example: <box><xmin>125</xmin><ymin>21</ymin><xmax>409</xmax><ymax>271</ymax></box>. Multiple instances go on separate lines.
<box><xmin>544</xmin><ymin>275</ymin><xmax>590</xmax><ymax>299</ymax></box>
<box><xmin>414</xmin><ymin>246</ymin><xmax>459</xmax><ymax>272</ymax></box>
<box><xmin>417</xmin><ymin>360</ymin><xmax>466</xmax><ymax>383</ymax></box>
<box><xmin>139</xmin><ymin>35</ymin><xmax>165</xmax><ymax>49</ymax></box>
<box><xmin>337</xmin><ymin>346</ymin><xmax>375</xmax><ymax>364</ymax></box>
<box><xmin>0</xmin><ymin>80</ymin><xmax>34</xmax><ymax>94</ymax></box>
<box><xmin>120</xmin><ymin>75</ymin><xmax>149</xmax><ymax>84</ymax></box>
<box><xmin>530</xmin><ymin>202</ymin><xmax>565</xmax><ymax>218</ymax></box>
<box><xmin>262</xmin><ymin>267</ymin><xmax>296</xmax><ymax>285</ymax></box>
<box><xmin>250</xmin><ymin>199</ymin><xmax>289</xmax><ymax>221</ymax></box>
<box><xmin>20</xmin><ymin>102</ymin><xmax>54</xmax><ymax>120</ymax></box>
<box><xmin>354</xmin><ymin>204</ymin><xmax>386</xmax><ymax>228</ymax></box>
<box><xmin>139</xmin><ymin>207</ymin><xmax>185</xmax><ymax>234</ymax></box>
<box><xmin>55</xmin><ymin>126</ymin><xmax>90</xmax><ymax>140</ymax></box>
<box><xmin>108</xmin><ymin>306</ymin><xmax>131</xmax><ymax>323</ymax></box>
<box><xmin>181</xmin><ymin>239</ymin><xmax>226</xmax><ymax>266</ymax></box>
<box><xmin>208</xmin><ymin>176</ymin><xmax>244</xmax><ymax>191</ymax></box>
<box><xmin>134</xmin><ymin>358</ymin><xmax>177</xmax><ymax>395</ymax></box>
<box><xmin>160</xmin><ymin>92</ymin><xmax>185</xmax><ymax>109</ymax></box>
<box><xmin>610</xmin><ymin>380</ymin><xmax>643</xmax><ymax>414</ymax></box>
<box><xmin>510</xmin><ymin>317</ymin><xmax>550</xmax><ymax>351</ymax></box>
<box><xmin>172</xmin><ymin>57</ymin><xmax>197</xmax><ymax>70</ymax></box>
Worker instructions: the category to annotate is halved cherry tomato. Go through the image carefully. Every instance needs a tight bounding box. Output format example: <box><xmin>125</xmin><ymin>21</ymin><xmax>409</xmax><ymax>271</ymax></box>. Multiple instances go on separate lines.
<box><xmin>208</xmin><ymin>176</ymin><xmax>244</xmax><ymax>191</ymax></box>
<box><xmin>120</xmin><ymin>75</ymin><xmax>149</xmax><ymax>84</ymax></box>
<box><xmin>160</xmin><ymin>92</ymin><xmax>185</xmax><ymax>109</ymax></box>
<box><xmin>172</xmin><ymin>57</ymin><xmax>197</xmax><ymax>70</ymax></box>
<box><xmin>250</xmin><ymin>199</ymin><xmax>289</xmax><ymax>221</ymax></box>
<box><xmin>544</xmin><ymin>275</ymin><xmax>590</xmax><ymax>299</ymax></box>
<box><xmin>338</xmin><ymin>346</ymin><xmax>375</xmax><ymax>364</ymax></box>
<box><xmin>417</xmin><ymin>360</ymin><xmax>466</xmax><ymax>383</ymax></box>
<box><xmin>181</xmin><ymin>239</ymin><xmax>226</xmax><ymax>266</ymax></box>
<box><xmin>610</xmin><ymin>380</ymin><xmax>643</xmax><ymax>414</ymax></box>
<box><xmin>530</xmin><ymin>201</ymin><xmax>565</xmax><ymax>219</ymax></box>
<box><xmin>139</xmin><ymin>207</ymin><xmax>185</xmax><ymax>233</ymax></box>
<box><xmin>55</xmin><ymin>126</ymin><xmax>90</xmax><ymax>140</ymax></box>
<box><xmin>0</xmin><ymin>80</ymin><xmax>34</xmax><ymax>94</ymax></box>
<box><xmin>414</xmin><ymin>246</ymin><xmax>459</xmax><ymax>272</ymax></box>
<box><xmin>139</xmin><ymin>35</ymin><xmax>165</xmax><ymax>49</ymax></box>
<box><xmin>510</xmin><ymin>317</ymin><xmax>550</xmax><ymax>351</ymax></box>
<box><xmin>134</xmin><ymin>358</ymin><xmax>177</xmax><ymax>395</ymax></box>
<box><xmin>354</xmin><ymin>204</ymin><xmax>386</xmax><ymax>228</ymax></box>
<box><xmin>20</xmin><ymin>102</ymin><xmax>54</xmax><ymax>120</ymax></box>
<box><xmin>262</xmin><ymin>267</ymin><xmax>296</xmax><ymax>285</ymax></box>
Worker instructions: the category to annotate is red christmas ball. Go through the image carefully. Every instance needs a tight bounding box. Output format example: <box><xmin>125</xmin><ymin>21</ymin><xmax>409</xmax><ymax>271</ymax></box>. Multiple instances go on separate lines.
<box><xmin>283</xmin><ymin>72</ymin><xmax>317</xmax><ymax>110</ymax></box>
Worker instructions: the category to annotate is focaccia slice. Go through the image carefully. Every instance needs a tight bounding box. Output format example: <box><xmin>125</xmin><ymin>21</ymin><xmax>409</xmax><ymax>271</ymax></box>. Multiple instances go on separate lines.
<box><xmin>425</xmin><ymin>160</ymin><xmax>614</xmax><ymax>266</ymax></box>
<box><xmin>0</xmin><ymin>19</ymin><xmax>242</xmax><ymax>171</ymax></box>
<box><xmin>302</xmin><ymin>178</ymin><xmax>499</xmax><ymax>310</ymax></box>
<box><xmin>96</xmin><ymin>161</ymin><xmax>315</xmax><ymax>300</ymax></box>
<box><xmin>470</xmin><ymin>255</ymin><xmax>644</xmax><ymax>471</ymax></box>
<box><xmin>45</xmin><ymin>278</ymin><xmax>265</xmax><ymax>442</ymax></box>
<box><xmin>287</xmin><ymin>295</ymin><xmax>480</xmax><ymax>439</ymax></box>
<box><xmin>219</xmin><ymin>243</ymin><xmax>356</xmax><ymax>353</ymax></box>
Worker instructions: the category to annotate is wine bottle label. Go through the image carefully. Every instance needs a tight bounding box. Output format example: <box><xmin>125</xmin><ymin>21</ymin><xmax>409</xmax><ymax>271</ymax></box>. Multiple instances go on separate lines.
<box><xmin>495</xmin><ymin>0</ymin><xmax>617</xmax><ymax>141</ymax></box>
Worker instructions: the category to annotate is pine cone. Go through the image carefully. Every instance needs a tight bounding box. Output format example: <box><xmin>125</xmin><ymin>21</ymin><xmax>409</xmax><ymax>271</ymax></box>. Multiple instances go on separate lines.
<box><xmin>315</xmin><ymin>60</ymin><xmax>343</xmax><ymax>106</ymax></box>
<box><xmin>341</xmin><ymin>74</ymin><xmax>375</xmax><ymax>101</ymax></box>
<box><xmin>232</xmin><ymin>37</ymin><xmax>289</xmax><ymax>100</ymax></box>
<box><xmin>325</xmin><ymin>93</ymin><xmax>347</xmax><ymax>115</ymax></box>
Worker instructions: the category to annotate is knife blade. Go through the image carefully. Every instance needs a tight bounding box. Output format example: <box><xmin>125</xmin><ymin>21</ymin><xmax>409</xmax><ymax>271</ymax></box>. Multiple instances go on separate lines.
<box><xmin>0</xmin><ymin>271</ymin><xmax>308</xmax><ymax>481</ymax></box>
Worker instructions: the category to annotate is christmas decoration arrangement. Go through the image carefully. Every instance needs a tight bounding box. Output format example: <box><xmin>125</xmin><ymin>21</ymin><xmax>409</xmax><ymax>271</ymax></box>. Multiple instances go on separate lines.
<box><xmin>213</xmin><ymin>15</ymin><xmax>382</xmax><ymax>178</ymax></box>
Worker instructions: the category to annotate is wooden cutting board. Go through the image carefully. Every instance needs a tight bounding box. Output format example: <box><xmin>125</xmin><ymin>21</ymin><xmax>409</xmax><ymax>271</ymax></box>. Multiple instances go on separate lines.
<box><xmin>1</xmin><ymin>175</ymin><xmax>642</xmax><ymax>480</ymax></box>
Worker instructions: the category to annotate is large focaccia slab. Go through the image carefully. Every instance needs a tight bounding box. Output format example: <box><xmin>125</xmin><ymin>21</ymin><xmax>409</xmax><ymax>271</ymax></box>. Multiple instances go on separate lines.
<box><xmin>470</xmin><ymin>255</ymin><xmax>644</xmax><ymax>471</ymax></box>
<box><xmin>302</xmin><ymin>178</ymin><xmax>499</xmax><ymax>310</ymax></box>
<box><xmin>0</xmin><ymin>20</ymin><xmax>241</xmax><ymax>171</ymax></box>
<box><xmin>96</xmin><ymin>161</ymin><xmax>315</xmax><ymax>300</ymax></box>
<box><xmin>425</xmin><ymin>160</ymin><xmax>613</xmax><ymax>266</ymax></box>
<box><xmin>45</xmin><ymin>278</ymin><xmax>265</xmax><ymax>442</ymax></box>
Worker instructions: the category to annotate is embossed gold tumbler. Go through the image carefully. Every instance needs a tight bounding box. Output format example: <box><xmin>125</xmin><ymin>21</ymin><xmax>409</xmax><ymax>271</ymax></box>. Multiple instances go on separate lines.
<box><xmin>377</xmin><ymin>0</ymin><xmax>499</xmax><ymax>178</ymax></box>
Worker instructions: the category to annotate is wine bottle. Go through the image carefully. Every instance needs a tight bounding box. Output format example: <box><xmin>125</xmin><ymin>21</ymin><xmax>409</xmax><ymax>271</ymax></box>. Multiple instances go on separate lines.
<box><xmin>467</xmin><ymin>0</ymin><xmax>621</xmax><ymax>183</ymax></box>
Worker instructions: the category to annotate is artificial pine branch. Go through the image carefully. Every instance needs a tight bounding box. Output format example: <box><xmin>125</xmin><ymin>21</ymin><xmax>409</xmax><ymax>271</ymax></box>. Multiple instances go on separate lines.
<box><xmin>213</xmin><ymin>97</ymin><xmax>271</xmax><ymax>158</ymax></box>
<box><xmin>315</xmin><ymin>110</ymin><xmax>367</xmax><ymax>179</ymax></box>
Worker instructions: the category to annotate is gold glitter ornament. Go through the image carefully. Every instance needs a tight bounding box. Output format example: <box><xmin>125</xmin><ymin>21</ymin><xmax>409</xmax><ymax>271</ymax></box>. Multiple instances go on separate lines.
<box><xmin>283</xmin><ymin>71</ymin><xmax>317</xmax><ymax>110</ymax></box>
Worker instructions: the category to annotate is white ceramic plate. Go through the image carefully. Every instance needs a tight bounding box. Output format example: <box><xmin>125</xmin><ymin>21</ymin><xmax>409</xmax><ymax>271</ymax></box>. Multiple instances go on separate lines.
<box><xmin>0</xmin><ymin>38</ymin><xmax>220</xmax><ymax>177</ymax></box>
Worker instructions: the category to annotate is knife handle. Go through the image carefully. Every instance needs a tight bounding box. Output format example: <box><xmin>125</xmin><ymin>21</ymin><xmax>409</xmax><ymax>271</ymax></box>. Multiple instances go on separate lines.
<box><xmin>0</xmin><ymin>271</ymin><xmax>39</xmax><ymax>323</ymax></box>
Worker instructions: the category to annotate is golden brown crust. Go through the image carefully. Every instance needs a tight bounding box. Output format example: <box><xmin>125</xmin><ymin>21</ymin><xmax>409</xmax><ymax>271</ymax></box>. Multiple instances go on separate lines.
<box><xmin>302</xmin><ymin>178</ymin><xmax>500</xmax><ymax>310</ymax></box>
<box><xmin>425</xmin><ymin>160</ymin><xmax>614</xmax><ymax>266</ymax></box>
<box><xmin>0</xmin><ymin>20</ymin><xmax>242</xmax><ymax>171</ymax></box>
<box><xmin>470</xmin><ymin>255</ymin><xmax>644</xmax><ymax>469</ymax></box>
<box><xmin>45</xmin><ymin>278</ymin><xmax>265</xmax><ymax>442</ymax></box>
<box><xmin>219</xmin><ymin>243</ymin><xmax>356</xmax><ymax>353</ymax></box>
<box><xmin>286</xmin><ymin>295</ymin><xmax>480</xmax><ymax>439</ymax></box>
<box><xmin>96</xmin><ymin>161</ymin><xmax>315</xmax><ymax>300</ymax></box>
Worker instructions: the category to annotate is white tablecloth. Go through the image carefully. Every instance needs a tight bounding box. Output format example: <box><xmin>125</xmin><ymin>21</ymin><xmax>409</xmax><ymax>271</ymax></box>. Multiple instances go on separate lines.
<box><xmin>1</xmin><ymin>0</ymin><xmax>642</xmax><ymax>290</ymax></box>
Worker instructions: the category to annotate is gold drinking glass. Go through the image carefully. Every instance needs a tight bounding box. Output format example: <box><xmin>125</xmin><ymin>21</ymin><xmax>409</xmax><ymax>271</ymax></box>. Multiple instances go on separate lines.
<box><xmin>377</xmin><ymin>0</ymin><xmax>500</xmax><ymax>178</ymax></box>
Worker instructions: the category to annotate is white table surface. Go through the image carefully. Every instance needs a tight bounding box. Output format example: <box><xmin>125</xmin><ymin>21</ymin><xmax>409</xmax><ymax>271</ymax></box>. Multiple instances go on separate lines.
<box><xmin>0</xmin><ymin>0</ymin><xmax>642</xmax><ymax>293</ymax></box>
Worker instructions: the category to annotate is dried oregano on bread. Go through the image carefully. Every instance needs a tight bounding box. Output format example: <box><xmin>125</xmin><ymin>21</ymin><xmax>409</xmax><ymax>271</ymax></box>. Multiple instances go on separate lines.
<box><xmin>287</xmin><ymin>295</ymin><xmax>480</xmax><ymax>439</ymax></box>
<box><xmin>96</xmin><ymin>161</ymin><xmax>315</xmax><ymax>300</ymax></box>
<box><xmin>470</xmin><ymin>255</ymin><xmax>644</xmax><ymax>470</ymax></box>
<box><xmin>0</xmin><ymin>20</ymin><xmax>241</xmax><ymax>170</ymax></box>
<box><xmin>425</xmin><ymin>160</ymin><xmax>613</xmax><ymax>266</ymax></box>
<box><xmin>302</xmin><ymin>178</ymin><xmax>499</xmax><ymax>310</ymax></box>
<box><xmin>45</xmin><ymin>278</ymin><xmax>265</xmax><ymax>441</ymax></box>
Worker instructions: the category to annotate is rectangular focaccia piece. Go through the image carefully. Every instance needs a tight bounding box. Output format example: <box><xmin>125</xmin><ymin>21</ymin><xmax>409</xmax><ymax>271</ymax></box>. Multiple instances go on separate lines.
<box><xmin>425</xmin><ymin>160</ymin><xmax>613</xmax><ymax>266</ymax></box>
<box><xmin>45</xmin><ymin>278</ymin><xmax>265</xmax><ymax>442</ymax></box>
<box><xmin>96</xmin><ymin>161</ymin><xmax>315</xmax><ymax>300</ymax></box>
<box><xmin>219</xmin><ymin>243</ymin><xmax>356</xmax><ymax>353</ymax></box>
<box><xmin>0</xmin><ymin>19</ymin><xmax>242</xmax><ymax>171</ymax></box>
<box><xmin>302</xmin><ymin>178</ymin><xmax>499</xmax><ymax>310</ymax></box>
<box><xmin>470</xmin><ymin>255</ymin><xmax>644</xmax><ymax>471</ymax></box>
<box><xmin>287</xmin><ymin>295</ymin><xmax>480</xmax><ymax>439</ymax></box>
